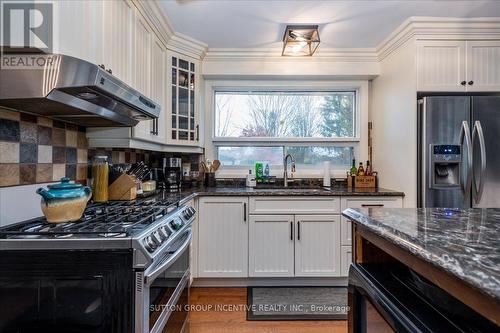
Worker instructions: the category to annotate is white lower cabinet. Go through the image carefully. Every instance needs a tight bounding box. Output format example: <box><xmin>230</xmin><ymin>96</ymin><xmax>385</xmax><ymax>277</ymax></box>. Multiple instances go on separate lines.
<box><xmin>196</xmin><ymin>195</ymin><xmax>403</xmax><ymax>280</ymax></box>
<box><xmin>295</xmin><ymin>215</ymin><xmax>340</xmax><ymax>277</ymax></box>
<box><xmin>340</xmin><ymin>246</ymin><xmax>352</xmax><ymax>277</ymax></box>
<box><xmin>249</xmin><ymin>214</ymin><xmax>340</xmax><ymax>278</ymax></box>
<box><xmin>249</xmin><ymin>215</ymin><xmax>295</xmax><ymax>277</ymax></box>
<box><xmin>340</xmin><ymin>196</ymin><xmax>403</xmax><ymax>276</ymax></box>
<box><xmin>197</xmin><ymin>197</ymin><xmax>248</xmax><ymax>277</ymax></box>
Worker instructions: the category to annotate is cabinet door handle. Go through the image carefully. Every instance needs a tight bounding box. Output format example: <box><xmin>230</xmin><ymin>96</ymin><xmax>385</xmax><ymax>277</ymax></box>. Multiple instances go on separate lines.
<box><xmin>243</xmin><ymin>203</ymin><xmax>246</xmax><ymax>222</ymax></box>
<box><xmin>196</xmin><ymin>124</ymin><xmax>199</xmax><ymax>141</ymax></box>
<box><xmin>297</xmin><ymin>221</ymin><xmax>300</xmax><ymax>240</ymax></box>
<box><xmin>460</xmin><ymin>80</ymin><xmax>466</xmax><ymax>86</ymax></box>
<box><xmin>468</xmin><ymin>81</ymin><xmax>474</xmax><ymax>86</ymax></box>
<box><xmin>361</xmin><ymin>204</ymin><xmax>384</xmax><ymax>207</ymax></box>
<box><xmin>290</xmin><ymin>221</ymin><xmax>293</xmax><ymax>241</ymax></box>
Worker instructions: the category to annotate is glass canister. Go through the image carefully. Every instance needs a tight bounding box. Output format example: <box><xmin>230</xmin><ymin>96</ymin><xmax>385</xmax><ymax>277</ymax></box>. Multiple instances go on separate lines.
<box><xmin>92</xmin><ymin>156</ymin><xmax>109</xmax><ymax>202</ymax></box>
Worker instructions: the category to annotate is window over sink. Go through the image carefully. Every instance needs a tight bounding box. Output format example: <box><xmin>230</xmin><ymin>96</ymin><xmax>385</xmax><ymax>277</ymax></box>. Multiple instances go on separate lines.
<box><xmin>206</xmin><ymin>80</ymin><xmax>368</xmax><ymax>177</ymax></box>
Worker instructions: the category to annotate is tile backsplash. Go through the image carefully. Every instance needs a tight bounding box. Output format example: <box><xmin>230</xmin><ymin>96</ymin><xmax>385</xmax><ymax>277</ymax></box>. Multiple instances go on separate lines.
<box><xmin>0</xmin><ymin>108</ymin><xmax>203</xmax><ymax>188</ymax></box>
<box><xmin>0</xmin><ymin>108</ymin><xmax>88</xmax><ymax>187</ymax></box>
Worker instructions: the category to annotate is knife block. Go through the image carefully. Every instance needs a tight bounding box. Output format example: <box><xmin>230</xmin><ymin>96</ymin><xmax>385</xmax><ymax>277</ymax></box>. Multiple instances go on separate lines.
<box><xmin>108</xmin><ymin>174</ymin><xmax>137</xmax><ymax>201</ymax></box>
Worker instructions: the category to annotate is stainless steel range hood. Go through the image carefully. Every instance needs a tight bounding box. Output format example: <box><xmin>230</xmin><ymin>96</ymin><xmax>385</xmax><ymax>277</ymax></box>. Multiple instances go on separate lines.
<box><xmin>0</xmin><ymin>53</ymin><xmax>160</xmax><ymax>127</ymax></box>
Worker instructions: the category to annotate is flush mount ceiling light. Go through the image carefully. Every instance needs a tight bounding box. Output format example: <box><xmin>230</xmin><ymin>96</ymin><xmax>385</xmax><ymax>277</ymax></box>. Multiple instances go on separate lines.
<box><xmin>282</xmin><ymin>25</ymin><xmax>320</xmax><ymax>56</ymax></box>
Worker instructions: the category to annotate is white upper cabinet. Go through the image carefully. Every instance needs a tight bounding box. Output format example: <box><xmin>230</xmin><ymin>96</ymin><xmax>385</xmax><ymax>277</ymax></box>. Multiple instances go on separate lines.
<box><xmin>417</xmin><ymin>40</ymin><xmax>466</xmax><ymax>92</ymax></box>
<box><xmin>294</xmin><ymin>215</ymin><xmax>340</xmax><ymax>277</ymax></box>
<box><xmin>52</xmin><ymin>0</ymin><xmax>103</xmax><ymax>65</ymax></box>
<box><xmin>167</xmin><ymin>51</ymin><xmax>201</xmax><ymax>146</ymax></box>
<box><xmin>466</xmin><ymin>41</ymin><xmax>500</xmax><ymax>91</ymax></box>
<box><xmin>417</xmin><ymin>40</ymin><xmax>500</xmax><ymax>92</ymax></box>
<box><xmin>131</xmin><ymin>10</ymin><xmax>153</xmax><ymax>141</ymax></box>
<box><xmin>100</xmin><ymin>0</ymin><xmax>134</xmax><ymax>85</ymax></box>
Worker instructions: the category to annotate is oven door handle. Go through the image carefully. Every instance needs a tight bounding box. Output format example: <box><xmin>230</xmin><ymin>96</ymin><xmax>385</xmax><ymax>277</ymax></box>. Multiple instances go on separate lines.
<box><xmin>145</xmin><ymin>229</ymin><xmax>192</xmax><ymax>285</ymax></box>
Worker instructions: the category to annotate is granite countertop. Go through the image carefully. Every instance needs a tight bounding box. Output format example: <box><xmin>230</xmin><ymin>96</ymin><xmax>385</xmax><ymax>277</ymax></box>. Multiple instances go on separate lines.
<box><xmin>342</xmin><ymin>208</ymin><xmax>500</xmax><ymax>302</ymax></box>
<box><xmin>177</xmin><ymin>186</ymin><xmax>404</xmax><ymax>198</ymax></box>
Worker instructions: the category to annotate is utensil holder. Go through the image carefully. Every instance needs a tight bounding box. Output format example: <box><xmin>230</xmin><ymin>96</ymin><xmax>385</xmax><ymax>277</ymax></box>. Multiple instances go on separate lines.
<box><xmin>108</xmin><ymin>174</ymin><xmax>137</xmax><ymax>200</ymax></box>
<box><xmin>204</xmin><ymin>173</ymin><xmax>216</xmax><ymax>187</ymax></box>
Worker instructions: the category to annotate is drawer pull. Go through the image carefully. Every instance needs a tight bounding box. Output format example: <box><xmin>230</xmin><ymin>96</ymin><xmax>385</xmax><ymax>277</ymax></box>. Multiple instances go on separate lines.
<box><xmin>243</xmin><ymin>203</ymin><xmax>247</xmax><ymax>221</ymax></box>
<box><xmin>361</xmin><ymin>204</ymin><xmax>385</xmax><ymax>207</ymax></box>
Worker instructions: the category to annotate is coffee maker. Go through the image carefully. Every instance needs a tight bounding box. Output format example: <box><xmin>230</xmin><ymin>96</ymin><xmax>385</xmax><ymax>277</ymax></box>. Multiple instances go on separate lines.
<box><xmin>164</xmin><ymin>157</ymin><xmax>182</xmax><ymax>192</ymax></box>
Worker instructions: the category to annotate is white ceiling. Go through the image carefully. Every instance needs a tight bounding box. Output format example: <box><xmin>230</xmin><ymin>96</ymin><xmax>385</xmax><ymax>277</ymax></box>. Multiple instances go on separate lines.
<box><xmin>159</xmin><ymin>0</ymin><xmax>500</xmax><ymax>49</ymax></box>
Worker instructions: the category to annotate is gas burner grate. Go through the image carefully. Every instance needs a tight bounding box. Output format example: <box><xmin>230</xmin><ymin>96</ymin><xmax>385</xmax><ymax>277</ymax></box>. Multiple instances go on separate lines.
<box><xmin>0</xmin><ymin>199</ymin><xmax>179</xmax><ymax>238</ymax></box>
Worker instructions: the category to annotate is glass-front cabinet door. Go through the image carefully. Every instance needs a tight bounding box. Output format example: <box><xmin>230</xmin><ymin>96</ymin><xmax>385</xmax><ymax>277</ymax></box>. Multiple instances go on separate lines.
<box><xmin>168</xmin><ymin>51</ymin><xmax>200</xmax><ymax>146</ymax></box>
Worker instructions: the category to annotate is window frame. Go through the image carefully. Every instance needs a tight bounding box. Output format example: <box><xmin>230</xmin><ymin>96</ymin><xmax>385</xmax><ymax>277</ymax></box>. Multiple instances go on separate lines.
<box><xmin>204</xmin><ymin>80</ymin><xmax>369</xmax><ymax>178</ymax></box>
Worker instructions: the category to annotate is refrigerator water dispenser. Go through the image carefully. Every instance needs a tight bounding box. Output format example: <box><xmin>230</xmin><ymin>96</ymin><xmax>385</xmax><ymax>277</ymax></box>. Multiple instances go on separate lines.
<box><xmin>430</xmin><ymin>145</ymin><xmax>461</xmax><ymax>189</ymax></box>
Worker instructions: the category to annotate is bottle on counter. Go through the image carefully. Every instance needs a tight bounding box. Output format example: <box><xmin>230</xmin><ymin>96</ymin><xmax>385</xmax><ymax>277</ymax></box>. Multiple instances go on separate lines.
<box><xmin>92</xmin><ymin>156</ymin><xmax>109</xmax><ymax>202</ymax></box>
<box><xmin>350</xmin><ymin>159</ymin><xmax>357</xmax><ymax>176</ymax></box>
<box><xmin>357</xmin><ymin>162</ymin><xmax>365</xmax><ymax>176</ymax></box>
<box><xmin>246</xmin><ymin>169</ymin><xmax>256</xmax><ymax>188</ymax></box>
<box><xmin>365</xmin><ymin>160</ymin><xmax>372</xmax><ymax>176</ymax></box>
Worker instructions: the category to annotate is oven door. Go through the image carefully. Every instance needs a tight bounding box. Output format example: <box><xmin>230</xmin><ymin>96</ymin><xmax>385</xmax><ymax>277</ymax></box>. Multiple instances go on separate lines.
<box><xmin>136</xmin><ymin>228</ymin><xmax>191</xmax><ymax>333</ymax></box>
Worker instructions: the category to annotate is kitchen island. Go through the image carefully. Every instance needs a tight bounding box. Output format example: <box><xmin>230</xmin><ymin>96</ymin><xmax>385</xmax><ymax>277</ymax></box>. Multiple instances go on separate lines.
<box><xmin>342</xmin><ymin>208</ymin><xmax>500</xmax><ymax>331</ymax></box>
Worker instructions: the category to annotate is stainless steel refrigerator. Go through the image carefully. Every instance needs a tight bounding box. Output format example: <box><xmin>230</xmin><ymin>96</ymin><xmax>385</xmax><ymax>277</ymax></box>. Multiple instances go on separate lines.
<box><xmin>418</xmin><ymin>95</ymin><xmax>500</xmax><ymax>208</ymax></box>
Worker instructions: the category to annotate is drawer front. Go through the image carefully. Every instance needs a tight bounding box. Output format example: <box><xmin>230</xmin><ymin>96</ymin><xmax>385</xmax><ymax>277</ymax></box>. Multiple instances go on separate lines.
<box><xmin>340</xmin><ymin>197</ymin><xmax>403</xmax><ymax>245</ymax></box>
<box><xmin>249</xmin><ymin>197</ymin><xmax>340</xmax><ymax>215</ymax></box>
<box><xmin>341</xmin><ymin>197</ymin><xmax>403</xmax><ymax>210</ymax></box>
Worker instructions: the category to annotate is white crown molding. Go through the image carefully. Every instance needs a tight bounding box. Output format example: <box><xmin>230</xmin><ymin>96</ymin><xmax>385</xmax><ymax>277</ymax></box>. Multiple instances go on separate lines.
<box><xmin>139</xmin><ymin>5</ymin><xmax>500</xmax><ymax>64</ymax></box>
<box><xmin>134</xmin><ymin>0</ymin><xmax>208</xmax><ymax>60</ymax></box>
<box><xmin>167</xmin><ymin>32</ymin><xmax>209</xmax><ymax>60</ymax></box>
<box><xmin>204</xmin><ymin>47</ymin><xmax>378</xmax><ymax>63</ymax></box>
<box><xmin>376</xmin><ymin>16</ymin><xmax>500</xmax><ymax>61</ymax></box>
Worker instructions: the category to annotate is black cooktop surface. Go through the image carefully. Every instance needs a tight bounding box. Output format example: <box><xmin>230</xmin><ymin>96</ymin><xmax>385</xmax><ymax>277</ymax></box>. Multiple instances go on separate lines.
<box><xmin>0</xmin><ymin>199</ymin><xmax>179</xmax><ymax>239</ymax></box>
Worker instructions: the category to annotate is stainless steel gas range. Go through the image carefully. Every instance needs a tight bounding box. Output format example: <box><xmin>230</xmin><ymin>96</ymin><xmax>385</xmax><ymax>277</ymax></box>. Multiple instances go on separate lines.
<box><xmin>0</xmin><ymin>198</ymin><xmax>195</xmax><ymax>333</ymax></box>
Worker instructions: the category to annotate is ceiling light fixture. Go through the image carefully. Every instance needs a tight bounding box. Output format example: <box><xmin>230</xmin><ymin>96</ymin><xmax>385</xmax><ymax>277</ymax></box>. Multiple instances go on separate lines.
<box><xmin>282</xmin><ymin>25</ymin><xmax>320</xmax><ymax>56</ymax></box>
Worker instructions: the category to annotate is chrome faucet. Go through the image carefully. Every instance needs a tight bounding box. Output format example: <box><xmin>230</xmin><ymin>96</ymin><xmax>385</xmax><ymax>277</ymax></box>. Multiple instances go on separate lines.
<box><xmin>283</xmin><ymin>153</ymin><xmax>296</xmax><ymax>187</ymax></box>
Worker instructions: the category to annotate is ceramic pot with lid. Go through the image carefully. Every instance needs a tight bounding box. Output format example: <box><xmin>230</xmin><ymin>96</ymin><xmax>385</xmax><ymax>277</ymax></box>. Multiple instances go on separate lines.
<box><xmin>36</xmin><ymin>177</ymin><xmax>92</xmax><ymax>223</ymax></box>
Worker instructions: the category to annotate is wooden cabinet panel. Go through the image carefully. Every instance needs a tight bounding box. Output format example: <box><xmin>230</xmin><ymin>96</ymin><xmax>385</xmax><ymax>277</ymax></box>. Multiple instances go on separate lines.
<box><xmin>249</xmin><ymin>215</ymin><xmax>295</xmax><ymax>277</ymax></box>
<box><xmin>466</xmin><ymin>41</ymin><xmax>500</xmax><ymax>91</ymax></box>
<box><xmin>417</xmin><ymin>40</ymin><xmax>466</xmax><ymax>92</ymax></box>
<box><xmin>295</xmin><ymin>215</ymin><xmax>341</xmax><ymax>277</ymax></box>
<box><xmin>198</xmin><ymin>197</ymin><xmax>248</xmax><ymax>277</ymax></box>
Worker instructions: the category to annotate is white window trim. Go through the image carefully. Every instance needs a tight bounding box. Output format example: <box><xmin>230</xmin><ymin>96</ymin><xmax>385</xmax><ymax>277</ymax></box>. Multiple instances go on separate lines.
<box><xmin>204</xmin><ymin>80</ymin><xmax>369</xmax><ymax>178</ymax></box>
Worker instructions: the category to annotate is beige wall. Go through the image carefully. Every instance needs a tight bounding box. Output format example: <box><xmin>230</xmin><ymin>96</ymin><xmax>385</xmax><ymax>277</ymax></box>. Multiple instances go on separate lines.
<box><xmin>370</xmin><ymin>39</ymin><xmax>418</xmax><ymax>207</ymax></box>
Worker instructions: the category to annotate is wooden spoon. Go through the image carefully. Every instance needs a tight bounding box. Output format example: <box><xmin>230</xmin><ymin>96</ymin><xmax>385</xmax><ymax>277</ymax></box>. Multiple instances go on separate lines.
<box><xmin>212</xmin><ymin>160</ymin><xmax>221</xmax><ymax>172</ymax></box>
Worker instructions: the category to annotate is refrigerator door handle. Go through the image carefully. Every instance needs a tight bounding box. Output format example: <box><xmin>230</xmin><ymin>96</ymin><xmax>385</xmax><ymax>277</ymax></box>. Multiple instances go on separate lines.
<box><xmin>472</xmin><ymin>121</ymin><xmax>487</xmax><ymax>204</ymax></box>
<box><xmin>459</xmin><ymin>121</ymin><xmax>472</xmax><ymax>201</ymax></box>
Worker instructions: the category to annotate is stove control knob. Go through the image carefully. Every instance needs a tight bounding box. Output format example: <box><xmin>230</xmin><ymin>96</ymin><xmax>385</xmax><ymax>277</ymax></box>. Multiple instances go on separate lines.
<box><xmin>183</xmin><ymin>210</ymin><xmax>190</xmax><ymax>219</ymax></box>
<box><xmin>157</xmin><ymin>228</ymin><xmax>169</xmax><ymax>241</ymax></box>
<box><xmin>144</xmin><ymin>236</ymin><xmax>157</xmax><ymax>252</ymax></box>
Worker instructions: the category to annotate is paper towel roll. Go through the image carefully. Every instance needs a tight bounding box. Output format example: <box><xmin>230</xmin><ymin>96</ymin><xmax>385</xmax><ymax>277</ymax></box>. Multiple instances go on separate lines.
<box><xmin>323</xmin><ymin>161</ymin><xmax>331</xmax><ymax>187</ymax></box>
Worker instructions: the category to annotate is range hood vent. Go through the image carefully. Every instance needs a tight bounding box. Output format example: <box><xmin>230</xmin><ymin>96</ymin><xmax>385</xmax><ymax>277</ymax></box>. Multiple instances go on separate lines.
<box><xmin>0</xmin><ymin>53</ymin><xmax>160</xmax><ymax>127</ymax></box>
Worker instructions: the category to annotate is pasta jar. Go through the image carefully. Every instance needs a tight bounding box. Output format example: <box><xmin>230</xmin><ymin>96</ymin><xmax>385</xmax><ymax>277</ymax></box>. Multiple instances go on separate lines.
<box><xmin>92</xmin><ymin>156</ymin><xmax>109</xmax><ymax>202</ymax></box>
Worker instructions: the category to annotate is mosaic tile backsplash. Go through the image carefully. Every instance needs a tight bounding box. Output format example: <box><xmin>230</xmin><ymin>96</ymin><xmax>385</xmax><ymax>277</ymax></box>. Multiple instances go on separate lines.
<box><xmin>0</xmin><ymin>108</ymin><xmax>202</xmax><ymax>187</ymax></box>
<box><xmin>0</xmin><ymin>108</ymin><xmax>88</xmax><ymax>187</ymax></box>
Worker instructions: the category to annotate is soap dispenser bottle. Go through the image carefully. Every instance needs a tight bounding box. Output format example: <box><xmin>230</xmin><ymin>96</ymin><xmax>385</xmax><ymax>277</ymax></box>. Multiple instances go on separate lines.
<box><xmin>246</xmin><ymin>170</ymin><xmax>256</xmax><ymax>188</ymax></box>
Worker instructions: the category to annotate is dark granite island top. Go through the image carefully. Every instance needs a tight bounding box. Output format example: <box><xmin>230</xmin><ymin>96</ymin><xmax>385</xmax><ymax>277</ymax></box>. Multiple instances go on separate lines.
<box><xmin>343</xmin><ymin>207</ymin><xmax>500</xmax><ymax>326</ymax></box>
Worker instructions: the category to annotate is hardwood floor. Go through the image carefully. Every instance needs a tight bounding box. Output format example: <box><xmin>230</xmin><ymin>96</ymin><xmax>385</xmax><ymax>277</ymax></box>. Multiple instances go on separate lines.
<box><xmin>186</xmin><ymin>287</ymin><xmax>347</xmax><ymax>333</ymax></box>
